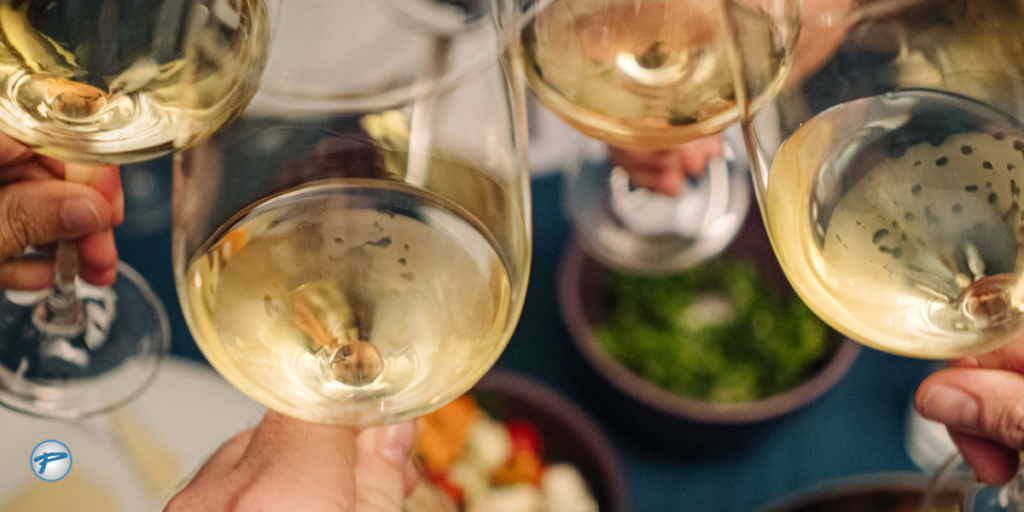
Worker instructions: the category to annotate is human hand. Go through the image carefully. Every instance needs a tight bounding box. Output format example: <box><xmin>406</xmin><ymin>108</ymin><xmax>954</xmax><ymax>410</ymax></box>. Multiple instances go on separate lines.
<box><xmin>0</xmin><ymin>134</ymin><xmax>123</xmax><ymax>290</ymax></box>
<box><xmin>607</xmin><ymin>136</ymin><xmax>724</xmax><ymax>197</ymax></box>
<box><xmin>915</xmin><ymin>344</ymin><xmax>1024</xmax><ymax>486</ymax></box>
<box><xmin>165</xmin><ymin>411</ymin><xmax>418</xmax><ymax>512</ymax></box>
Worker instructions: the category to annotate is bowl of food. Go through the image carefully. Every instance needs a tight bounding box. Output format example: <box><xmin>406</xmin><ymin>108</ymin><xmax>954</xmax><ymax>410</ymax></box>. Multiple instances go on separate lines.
<box><xmin>753</xmin><ymin>472</ymin><xmax>965</xmax><ymax>512</ymax></box>
<box><xmin>409</xmin><ymin>370</ymin><xmax>629</xmax><ymax>512</ymax></box>
<box><xmin>558</xmin><ymin>207</ymin><xmax>861</xmax><ymax>448</ymax></box>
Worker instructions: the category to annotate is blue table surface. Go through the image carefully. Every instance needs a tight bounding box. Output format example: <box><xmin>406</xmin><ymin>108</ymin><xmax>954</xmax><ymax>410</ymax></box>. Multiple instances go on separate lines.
<box><xmin>115</xmin><ymin>158</ymin><xmax>937</xmax><ymax>512</ymax></box>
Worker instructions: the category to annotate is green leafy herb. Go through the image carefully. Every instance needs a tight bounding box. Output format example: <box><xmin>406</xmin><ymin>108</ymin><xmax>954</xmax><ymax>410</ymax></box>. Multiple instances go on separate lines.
<box><xmin>594</xmin><ymin>258</ymin><xmax>833</xmax><ymax>402</ymax></box>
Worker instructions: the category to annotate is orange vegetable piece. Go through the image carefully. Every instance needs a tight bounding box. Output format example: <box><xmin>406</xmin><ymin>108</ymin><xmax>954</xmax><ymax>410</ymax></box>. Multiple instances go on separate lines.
<box><xmin>491</xmin><ymin>449</ymin><xmax>544</xmax><ymax>487</ymax></box>
<box><xmin>416</xmin><ymin>396</ymin><xmax>481</xmax><ymax>474</ymax></box>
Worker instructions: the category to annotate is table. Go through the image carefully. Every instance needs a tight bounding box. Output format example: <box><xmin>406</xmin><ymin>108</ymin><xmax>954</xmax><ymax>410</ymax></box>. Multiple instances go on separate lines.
<box><xmin>115</xmin><ymin>159</ymin><xmax>938</xmax><ymax>512</ymax></box>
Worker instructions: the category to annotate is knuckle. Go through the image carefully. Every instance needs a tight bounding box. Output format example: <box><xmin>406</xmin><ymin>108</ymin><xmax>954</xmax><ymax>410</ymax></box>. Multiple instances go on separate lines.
<box><xmin>0</xmin><ymin>193</ymin><xmax>42</xmax><ymax>259</ymax></box>
<box><xmin>994</xmin><ymin>399</ymin><xmax>1024</xmax><ymax>449</ymax></box>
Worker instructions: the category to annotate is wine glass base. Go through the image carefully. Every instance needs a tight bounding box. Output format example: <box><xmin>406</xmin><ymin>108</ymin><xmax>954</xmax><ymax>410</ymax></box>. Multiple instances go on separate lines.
<box><xmin>922</xmin><ymin>452</ymin><xmax>1024</xmax><ymax>512</ymax></box>
<box><xmin>569</xmin><ymin>128</ymin><xmax>751</xmax><ymax>274</ymax></box>
<box><xmin>0</xmin><ymin>261</ymin><xmax>170</xmax><ymax>419</ymax></box>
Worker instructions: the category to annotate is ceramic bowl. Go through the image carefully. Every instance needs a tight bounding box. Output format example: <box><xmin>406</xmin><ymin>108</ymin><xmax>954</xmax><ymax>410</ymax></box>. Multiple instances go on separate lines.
<box><xmin>558</xmin><ymin>207</ymin><xmax>861</xmax><ymax>449</ymax></box>
<box><xmin>752</xmin><ymin>472</ymin><xmax>946</xmax><ymax>512</ymax></box>
<box><xmin>466</xmin><ymin>370</ymin><xmax>630</xmax><ymax>512</ymax></box>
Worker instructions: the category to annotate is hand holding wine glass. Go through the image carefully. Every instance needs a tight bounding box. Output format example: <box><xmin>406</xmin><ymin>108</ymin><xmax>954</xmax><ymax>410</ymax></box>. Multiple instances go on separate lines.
<box><xmin>0</xmin><ymin>0</ymin><xmax>271</xmax><ymax>418</ymax></box>
<box><xmin>606</xmin><ymin>137</ymin><xmax>724</xmax><ymax>197</ymax></box>
<box><xmin>917</xmin><ymin>348</ymin><xmax>1024</xmax><ymax>487</ymax></box>
<box><xmin>166</xmin><ymin>412</ymin><xmax>417</xmax><ymax>512</ymax></box>
<box><xmin>0</xmin><ymin>133</ymin><xmax>121</xmax><ymax>290</ymax></box>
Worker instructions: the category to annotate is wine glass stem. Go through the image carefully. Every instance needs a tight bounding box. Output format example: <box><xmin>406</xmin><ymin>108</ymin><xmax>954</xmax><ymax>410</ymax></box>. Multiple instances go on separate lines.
<box><xmin>45</xmin><ymin>238</ymin><xmax>81</xmax><ymax>319</ymax></box>
<box><xmin>35</xmin><ymin>164</ymin><xmax>99</xmax><ymax>335</ymax></box>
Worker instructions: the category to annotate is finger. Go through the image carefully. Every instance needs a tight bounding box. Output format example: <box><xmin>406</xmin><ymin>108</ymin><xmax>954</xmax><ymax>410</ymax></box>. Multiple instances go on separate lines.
<box><xmin>960</xmin><ymin>342</ymin><xmax>1024</xmax><ymax>375</ymax></box>
<box><xmin>403</xmin><ymin>460</ymin><xmax>420</xmax><ymax>496</ymax></box>
<box><xmin>0</xmin><ymin>159</ymin><xmax>63</xmax><ymax>185</ymax></box>
<box><xmin>607</xmin><ymin>146</ymin><xmax>674</xmax><ymax>168</ymax></box>
<box><xmin>677</xmin><ymin>137</ymin><xmax>723</xmax><ymax>177</ymax></box>
<box><xmin>624</xmin><ymin>167</ymin><xmax>685</xmax><ymax>197</ymax></box>
<box><xmin>916</xmin><ymin>368</ymin><xmax>1024</xmax><ymax>465</ymax></box>
<box><xmin>57</xmin><ymin>163</ymin><xmax>124</xmax><ymax>226</ymax></box>
<box><xmin>85</xmin><ymin>165</ymin><xmax>123</xmax><ymax>226</ymax></box>
<box><xmin>355</xmin><ymin>422</ymin><xmax>416</xmax><ymax>512</ymax></box>
<box><xmin>165</xmin><ymin>429</ymin><xmax>256</xmax><ymax>512</ymax></box>
<box><xmin>190</xmin><ymin>428</ymin><xmax>256</xmax><ymax>481</ymax></box>
<box><xmin>948</xmin><ymin>429</ymin><xmax>1019</xmax><ymax>486</ymax></box>
<box><xmin>0</xmin><ymin>258</ymin><xmax>55</xmax><ymax>290</ymax></box>
<box><xmin>0</xmin><ymin>134</ymin><xmax>34</xmax><ymax>167</ymax></box>
<box><xmin>0</xmin><ymin>181</ymin><xmax>114</xmax><ymax>263</ymax></box>
<box><xmin>77</xmin><ymin>230</ymin><xmax>118</xmax><ymax>287</ymax></box>
<box><xmin>230</xmin><ymin>411</ymin><xmax>359</xmax><ymax>512</ymax></box>
<box><xmin>37</xmin><ymin>156</ymin><xmax>68</xmax><ymax>177</ymax></box>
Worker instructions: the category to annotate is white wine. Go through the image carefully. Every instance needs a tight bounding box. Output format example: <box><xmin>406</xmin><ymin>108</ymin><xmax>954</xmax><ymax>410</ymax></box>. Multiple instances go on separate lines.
<box><xmin>180</xmin><ymin>179</ymin><xmax>521</xmax><ymax>426</ymax></box>
<box><xmin>765</xmin><ymin>90</ymin><xmax>1024</xmax><ymax>359</ymax></box>
<box><xmin>0</xmin><ymin>0</ymin><xmax>270</xmax><ymax>164</ymax></box>
<box><xmin>522</xmin><ymin>0</ymin><xmax>791</xmax><ymax>152</ymax></box>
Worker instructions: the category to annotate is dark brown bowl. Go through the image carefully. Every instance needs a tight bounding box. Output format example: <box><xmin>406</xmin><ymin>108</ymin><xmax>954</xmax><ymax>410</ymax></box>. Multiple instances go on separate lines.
<box><xmin>752</xmin><ymin>472</ymin><xmax>931</xmax><ymax>512</ymax></box>
<box><xmin>471</xmin><ymin>370</ymin><xmax>630</xmax><ymax>512</ymax></box>
<box><xmin>557</xmin><ymin>207</ymin><xmax>861</xmax><ymax>449</ymax></box>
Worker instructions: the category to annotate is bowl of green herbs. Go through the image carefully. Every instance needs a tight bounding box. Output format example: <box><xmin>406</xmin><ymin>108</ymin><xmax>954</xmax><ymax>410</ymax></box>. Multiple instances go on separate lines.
<box><xmin>558</xmin><ymin>212</ymin><xmax>860</xmax><ymax>438</ymax></box>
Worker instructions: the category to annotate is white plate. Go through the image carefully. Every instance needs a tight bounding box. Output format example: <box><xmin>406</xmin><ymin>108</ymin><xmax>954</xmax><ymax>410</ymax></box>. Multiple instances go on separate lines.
<box><xmin>0</xmin><ymin>358</ymin><xmax>266</xmax><ymax>511</ymax></box>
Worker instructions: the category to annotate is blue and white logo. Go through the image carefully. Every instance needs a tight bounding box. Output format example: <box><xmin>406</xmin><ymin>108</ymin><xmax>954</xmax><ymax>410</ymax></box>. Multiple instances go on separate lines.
<box><xmin>30</xmin><ymin>440</ymin><xmax>71</xmax><ymax>481</ymax></box>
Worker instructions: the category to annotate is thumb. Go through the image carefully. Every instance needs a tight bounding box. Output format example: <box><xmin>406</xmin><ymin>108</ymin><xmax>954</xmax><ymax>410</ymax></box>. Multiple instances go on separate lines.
<box><xmin>354</xmin><ymin>422</ymin><xmax>416</xmax><ymax>512</ymax></box>
<box><xmin>0</xmin><ymin>180</ymin><xmax>112</xmax><ymax>261</ymax></box>
<box><xmin>916</xmin><ymin>367</ymin><xmax>1024</xmax><ymax>484</ymax></box>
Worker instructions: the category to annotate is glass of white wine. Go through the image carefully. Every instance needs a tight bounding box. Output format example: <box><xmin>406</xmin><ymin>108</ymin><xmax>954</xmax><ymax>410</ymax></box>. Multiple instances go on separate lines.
<box><xmin>173</xmin><ymin>0</ymin><xmax>531</xmax><ymax>427</ymax></box>
<box><xmin>741</xmin><ymin>0</ymin><xmax>1024</xmax><ymax>509</ymax></box>
<box><xmin>521</xmin><ymin>0</ymin><xmax>799</xmax><ymax>272</ymax></box>
<box><xmin>0</xmin><ymin>0</ymin><xmax>272</xmax><ymax>419</ymax></box>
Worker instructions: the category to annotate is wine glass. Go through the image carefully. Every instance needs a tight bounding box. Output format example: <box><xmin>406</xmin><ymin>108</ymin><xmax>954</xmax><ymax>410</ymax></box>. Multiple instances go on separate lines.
<box><xmin>740</xmin><ymin>0</ymin><xmax>1024</xmax><ymax>509</ymax></box>
<box><xmin>521</xmin><ymin>0</ymin><xmax>800</xmax><ymax>272</ymax></box>
<box><xmin>172</xmin><ymin>0</ymin><xmax>530</xmax><ymax>427</ymax></box>
<box><xmin>0</xmin><ymin>0</ymin><xmax>272</xmax><ymax>418</ymax></box>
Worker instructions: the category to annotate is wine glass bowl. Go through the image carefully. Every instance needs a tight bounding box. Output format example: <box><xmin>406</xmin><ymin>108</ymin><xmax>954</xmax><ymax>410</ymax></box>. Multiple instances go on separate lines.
<box><xmin>173</xmin><ymin>0</ymin><xmax>530</xmax><ymax>427</ymax></box>
<box><xmin>745</xmin><ymin>0</ymin><xmax>1024</xmax><ymax>359</ymax></box>
<box><xmin>521</xmin><ymin>0</ymin><xmax>799</xmax><ymax>152</ymax></box>
<box><xmin>0</xmin><ymin>0</ymin><xmax>271</xmax><ymax>165</ymax></box>
<box><xmin>762</xmin><ymin>89</ymin><xmax>1024</xmax><ymax>359</ymax></box>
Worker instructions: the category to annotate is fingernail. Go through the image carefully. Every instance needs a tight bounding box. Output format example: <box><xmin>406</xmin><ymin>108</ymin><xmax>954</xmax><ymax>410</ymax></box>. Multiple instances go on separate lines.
<box><xmin>376</xmin><ymin>421</ymin><xmax>415</xmax><ymax>465</ymax></box>
<box><xmin>60</xmin><ymin>198</ymin><xmax>101</xmax><ymax>234</ymax></box>
<box><xmin>920</xmin><ymin>384</ymin><xmax>980</xmax><ymax>430</ymax></box>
